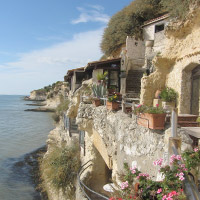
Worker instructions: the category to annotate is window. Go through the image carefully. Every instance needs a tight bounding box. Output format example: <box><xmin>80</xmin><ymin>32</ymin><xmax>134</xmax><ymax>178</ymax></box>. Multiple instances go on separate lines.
<box><xmin>76</xmin><ymin>72</ymin><xmax>85</xmax><ymax>84</ymax></box>
<box><xmin>155</xmin><ymin>24</ymin><xmax>164</xmax><ymax>33</ymax></box>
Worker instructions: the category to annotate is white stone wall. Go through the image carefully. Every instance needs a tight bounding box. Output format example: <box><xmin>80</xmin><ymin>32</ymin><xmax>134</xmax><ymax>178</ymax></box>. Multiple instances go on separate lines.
<box><xmin>76</xmin><ymin>103</ymin><xmax>192</xmax><ymax>183</ymax></box>
<box><xmin>143</xmin><ymin>19</ymin><xmax>169</xmax><ymax>41</ymax></box>
<box><xmin>126</xmin><ymin>36</ymin><xmax>145</xmax><ymax>60</ymax></box>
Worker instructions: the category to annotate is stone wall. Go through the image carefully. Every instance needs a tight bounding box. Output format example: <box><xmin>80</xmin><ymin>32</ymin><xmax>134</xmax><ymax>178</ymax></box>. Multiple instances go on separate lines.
<box><xmin>76</xmin><ymin>103</ymin><xmax>192</xmax><ymax>184</ymax></box>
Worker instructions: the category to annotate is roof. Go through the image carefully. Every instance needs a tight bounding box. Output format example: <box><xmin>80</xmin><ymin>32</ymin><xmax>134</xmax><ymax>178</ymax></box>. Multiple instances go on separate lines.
<box><xmin>64</xmin><ymin>67</ymin><xmax>85</xmax><ymax>81</ymax></box>
<box><xmin>67</xmin><ymin>67</ymin><xmax>85</xmax><ymax>74</ymax></box>
<box><xmin>85</xmin><ymin>58</ymin><xmax>121</xmax><ymax>70</ymax></box>
<box><xmin>142</xmin><ymin>14</ymin><xmax>169</xmax><ymax>27</ymax></box>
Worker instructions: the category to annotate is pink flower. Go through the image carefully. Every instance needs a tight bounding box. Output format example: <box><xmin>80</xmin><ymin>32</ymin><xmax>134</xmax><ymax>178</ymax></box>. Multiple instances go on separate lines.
<box><xmin>171</xmin><ymin>191</ymin><xmax>177</xmax><ymax>195</ymax></box>
<box><xmin>194</xmin><ymin>147</ymin><xmax>199</xmax><ymax>152</ymax></box>
<box><xmin>162</xmin><ymin>195</ymin><xmax>167</xmax><ymax>200</ymax></box>
<box><xmin>137</xmin><ymin>104</ymin><xmax>142</xmax><ymax>108</ymax></box>
<box><xmin>157</xmin><ymin>188</ymin><xmax>162</xmax><ymax>194</ymax></box>
<box><xmin>170</xmin><ymin>154</ymin><xmax>182</xmax><ymax>164</ymax></box>
<box><xmin>156</xmin><ymin>104</ymin><xmax>159</xmax><ymax>107</ymax></box>
<box><xmin>153</xmin><ymin>158</ymin><xmax>163</xmax><ymax>166</ymax></box>
<box><xmin>121</xmin><ymin>181</ymin><xmax>129</xmax><ymax>190</ymax></box>
<box><xmin>179</xmin><ymin>176</ymin><xmax>185</xmax><ymax>181</ymax></box>
<box><xmin>166</xmin><ymin>198</ymin><xmax>173</xmax><ymax>200</ymax></box>
<box><xmin>176</xmin><ymin>155</ymin><xmax>182</xmax><ymax>160</ymax></box>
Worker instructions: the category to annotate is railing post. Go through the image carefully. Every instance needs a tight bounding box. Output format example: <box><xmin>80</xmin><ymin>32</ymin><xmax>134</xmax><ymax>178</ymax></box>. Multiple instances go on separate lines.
<box><xmin>122</xmin><ymin>98</ymin><xmax>126</xmax><ymax>113</ymax></box>
<box><xmin>132</xmin><ymin>102</ymin><xmax>135</xmax><ymax>118</ymax></box>
<box><xmin>171</xmin><ymin>108</ymin><xmax>178</xmax><ymax>137</ymax></box>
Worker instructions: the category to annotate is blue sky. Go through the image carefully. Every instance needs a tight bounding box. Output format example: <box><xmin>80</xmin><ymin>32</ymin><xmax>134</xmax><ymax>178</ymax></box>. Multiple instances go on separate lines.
<box><xmin>0</xmin><ymin>0</ymin><xmax>133</xmax><ymax>95</ymax></box>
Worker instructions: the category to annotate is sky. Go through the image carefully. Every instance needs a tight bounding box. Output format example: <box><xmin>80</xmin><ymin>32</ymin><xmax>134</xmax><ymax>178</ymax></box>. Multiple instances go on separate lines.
<box><xmin>0</xmin><ymin>0</ymin><xmax>133</xmax><ymax>95</ymax></box>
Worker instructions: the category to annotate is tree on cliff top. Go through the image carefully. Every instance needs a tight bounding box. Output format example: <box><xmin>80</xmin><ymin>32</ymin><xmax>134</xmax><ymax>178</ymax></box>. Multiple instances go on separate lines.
<box><xmin>161</xmin><ymin>0</ymin><xmax>200</xmax><ymax>20</ymax></box>
<box><xmin>100</xmin><ymin>0</ymin><xmax>163</xmax><ymax>56</ymax></box>
<box><xmin>100</xmin><ymin>0</ymin><xmax>200</xmax><ymax>57</ymax></box>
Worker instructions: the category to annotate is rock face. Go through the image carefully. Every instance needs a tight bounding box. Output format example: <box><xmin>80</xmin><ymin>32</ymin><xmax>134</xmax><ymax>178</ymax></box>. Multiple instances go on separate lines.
<box><xmin>140</xmin><ymin>7</ymin><xmax>200</xmax><ymax>114</ymax></box>
<box><xmin>29</xmin><ymin>90</ymin><xmax>47</xmax><ymax>101</ymax></box>
<box><xmin>76</xmin><ymin>103</ymin><xmax>193</xmax><ymax>183</ymax></box>
<box><xmin>41</xmin><ymin>120</ymin><xmax>78</xmax><ymax>200</ymax></box>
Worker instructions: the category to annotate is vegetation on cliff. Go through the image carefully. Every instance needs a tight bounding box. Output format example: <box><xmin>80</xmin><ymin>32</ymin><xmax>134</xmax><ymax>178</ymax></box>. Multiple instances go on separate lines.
<box><xmin>100</xmin><ymin>0</ymin><xmax>200</xmax><ymax>57</ymax></box>
<box><xmin>161</xmin><ymin>0</ymin><xmax>200</xmax><ymax>20</ymax></box>
<box><xmin>40</xmin><ymin>143</ymin><xmax>80</xmax><ymax>199</ymax></box>
<box><xmin>100</xmin><ymin>0</ymin><xmax>163</xmax><ymax>56</ymax></box>
<box><xmin>52</xmin><ymin>95</ymin><xmax>69</xmax><ymax>123</ymax></box>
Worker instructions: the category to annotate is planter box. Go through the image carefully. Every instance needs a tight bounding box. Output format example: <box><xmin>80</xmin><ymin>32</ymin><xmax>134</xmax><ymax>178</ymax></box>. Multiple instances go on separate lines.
<box><xmin>137</xmin><ymin>113</ymin><xmax>166</xmax><ymax>130</ymax></box>
<box><xmin>92</xmin><ymin>99</ymin><xmax>101</xmax><ymax>107</ymax></box>
<box><xmin>106</xmin><ymin>101</ymin><xmax>119</xmax><ymax>111</ymax></box>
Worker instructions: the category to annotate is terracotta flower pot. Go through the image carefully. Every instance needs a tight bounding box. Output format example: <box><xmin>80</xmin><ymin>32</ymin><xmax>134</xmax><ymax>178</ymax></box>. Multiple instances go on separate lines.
<box><xmin>93</xmin><ymin>99</ymin><xmax>101</xmax><ymax>107</ymax></box>
<box><xmin>137</xmin><ymin>113</ymin><xmax>166</xmax><ymax>129</ymax></box>
<box><xmin>106</xmin><ymin>101</ymin><xmax>119</xmax><ymax>111</ymax></box>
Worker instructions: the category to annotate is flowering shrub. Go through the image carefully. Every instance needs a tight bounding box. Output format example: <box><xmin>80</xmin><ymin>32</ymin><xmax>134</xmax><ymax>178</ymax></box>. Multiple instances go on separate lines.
<box><xmin>108</xmin><ymin>93</ymin><xmax>121</xmax><ymax>102</ymax></box>
<box><xmin>134</xmin><ymin>104</ymin><xmax>165</xmax><ymax>114</ymax></box>
<box><xmin>109</xmin><ymin>147</ymin><xmax>200</xmax><ymax>200</ymax></box>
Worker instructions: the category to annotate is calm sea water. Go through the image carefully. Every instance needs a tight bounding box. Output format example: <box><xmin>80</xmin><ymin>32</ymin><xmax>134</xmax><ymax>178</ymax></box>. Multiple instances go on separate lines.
<box><xmin>0</xmin><ymin>95</ymin><xmax>54</xmax><ymax>200</ymax></box>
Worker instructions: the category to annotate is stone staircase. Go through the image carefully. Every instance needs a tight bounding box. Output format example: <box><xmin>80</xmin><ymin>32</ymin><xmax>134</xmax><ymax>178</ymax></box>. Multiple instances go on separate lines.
<box><xmin>177</xmin><ymin>114</ymin><xmax>199</xmax><ymax>127</ymax></box>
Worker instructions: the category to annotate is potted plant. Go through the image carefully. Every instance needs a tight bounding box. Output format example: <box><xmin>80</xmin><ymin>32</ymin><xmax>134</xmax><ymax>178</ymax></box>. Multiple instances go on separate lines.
<box><xmin>97</xmin><ymin>71</ymin><xmax>108</xmax><ymax>84</ymax></box>
<box><xmin>106</xmin><ymin>93</ymin><xmax>120</xmax><ymax>111</ymax></box>
<box><xmin>91</xmin><ymin>83</ymin><xmax>107</xmax><ymax>107</ymax></box>
<box><xmin>160</xmin><ymin>87</ymin><xmax>177</xmax><ymax>109</ymax></box>
<box><xmin>134</xmin><ymin>104</ymin><xmax>166</xmax><ymax>129</ymax></box>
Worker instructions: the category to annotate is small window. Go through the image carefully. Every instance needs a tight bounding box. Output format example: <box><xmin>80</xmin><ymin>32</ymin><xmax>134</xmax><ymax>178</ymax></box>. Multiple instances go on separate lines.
<box><xmin>155</xmin><ymin>24</ymin><xmax>164</xmax><ymax>33</ymax></box>
<box><xmin>76</xmin><ymin>72</ymin><xmax>85</xmax><ymax>84</ymax></box>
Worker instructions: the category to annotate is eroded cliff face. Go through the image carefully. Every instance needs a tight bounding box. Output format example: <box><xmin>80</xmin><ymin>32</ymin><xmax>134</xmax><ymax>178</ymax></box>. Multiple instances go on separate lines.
<box><xmin>140</xmin><ymin>7</ymin><xmax>200</xmax><ymax>113</ymax></box>
<box><xmin>29</xmin><ymin>90</ymin><xmax>47</xmax><ymax>101</ymax></box>
<box><xmin>76</xmin><ymin>103</ymin><xmax>193</xmax><ymax>184</ymax></box>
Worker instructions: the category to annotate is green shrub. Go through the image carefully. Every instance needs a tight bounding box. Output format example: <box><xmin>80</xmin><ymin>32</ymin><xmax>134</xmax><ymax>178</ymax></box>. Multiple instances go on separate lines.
<box><xmin>161</xmin><ymin>0</ymin><xmax>200</xmax><ymax>20</ymax></box>
<box><xmin>56</xmin><ymin>99</ymin><xmax>69</xmax><ymax>115</ymax></box>
<box><xmin>51</xmin><ymin>99</ymin><xmax>69</xmax><ymax>123</ymax></box>
<box><xmin>40</xmin><ymin>144</ymin><xmax>80</xmax><ymax>198</ymax></box>
<box><xmin>160</xmin><ymin>87</ymin><xmax>178</xmax><ymax>102</ymax></box>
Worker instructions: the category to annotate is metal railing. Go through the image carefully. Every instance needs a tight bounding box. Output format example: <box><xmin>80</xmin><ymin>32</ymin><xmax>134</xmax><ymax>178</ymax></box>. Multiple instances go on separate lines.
<box><xmin>77</xmin><ymin>160</ymin><xmax>109</xmax><ymax>200</ymax></box>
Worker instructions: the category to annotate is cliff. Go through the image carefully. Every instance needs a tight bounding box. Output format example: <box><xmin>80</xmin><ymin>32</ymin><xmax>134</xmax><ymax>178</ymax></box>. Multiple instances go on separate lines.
<box><xmin>29</xmin><ymin>89</ymin><xmax>47</xmax><ymax>101</ymax></box>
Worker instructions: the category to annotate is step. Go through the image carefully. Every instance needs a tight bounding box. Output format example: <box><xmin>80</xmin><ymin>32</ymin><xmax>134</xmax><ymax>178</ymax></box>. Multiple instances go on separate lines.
<box><xmin>181</xmin><ymin>127</ymin><xmax>200</xmax><ymax>138</ymax></box>
<box><xmin>166</xmin><ymin>114</ymin><xmax>198</xmax><ymax>123</ymax></box>
<box><xmin>178</xmin><ymin>121</ymin><xmax>199</xmax><ymax>127</ymax></box>
<box><xmin>178</xmin><ymin>114</ymin><xmax>198</xmax><ymax>122</ymax></box>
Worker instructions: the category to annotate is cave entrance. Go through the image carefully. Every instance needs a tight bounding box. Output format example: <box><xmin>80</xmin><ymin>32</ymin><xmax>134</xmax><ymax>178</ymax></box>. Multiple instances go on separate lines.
<box><xmin>191</xmin><ymin>65</ymin><xmax>200</xmax><ymax>115</ymax></box>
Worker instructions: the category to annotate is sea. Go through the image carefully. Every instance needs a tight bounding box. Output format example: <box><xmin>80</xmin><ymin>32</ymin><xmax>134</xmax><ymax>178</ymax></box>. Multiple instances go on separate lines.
<box><xmin>0</xmin><ymin>95</ymin><xmax>54</xmax><ymax>200</ymax></box>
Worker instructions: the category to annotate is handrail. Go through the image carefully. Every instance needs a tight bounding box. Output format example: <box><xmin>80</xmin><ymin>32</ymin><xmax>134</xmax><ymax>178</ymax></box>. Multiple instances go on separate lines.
<box><xmin>77</xmin><ymin>160</ymin><xmax>109</xmax><ymax>200</ymax></box>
